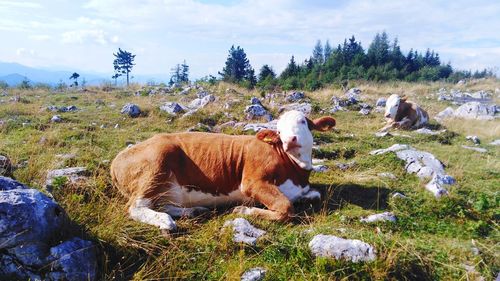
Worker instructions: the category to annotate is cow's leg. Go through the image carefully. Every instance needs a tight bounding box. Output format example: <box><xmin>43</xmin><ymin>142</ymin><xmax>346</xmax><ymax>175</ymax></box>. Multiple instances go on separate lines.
<box><xmin>128</xmin><ymin>198</ymin><xmax>177</xmax><ymax>232</ymax></box>
<box><xmin>163</xmin><ymin>205</ymin><xmax>209</xmax><ymax>218</ymax></box>
<box><xmin>233</xmin><ymin>182</ymin><xmax>294</xmax><ymax>222</ymax></box>
<box><xmin>397</xmin><ymin>117</ymin><xmax>413</xmax><ymax>130</ymax></box>
<box><xmin>379</xmin><ymin>121</ymin><xmax>396</xmax><ymax>132</ymax></box>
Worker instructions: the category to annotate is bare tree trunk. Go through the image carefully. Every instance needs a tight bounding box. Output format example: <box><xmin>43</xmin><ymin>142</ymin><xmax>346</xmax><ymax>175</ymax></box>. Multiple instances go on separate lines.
<box><xmin>126</xmin><ymin>71</ymin><xmax>129</xmax><ymax>87</ymax></box>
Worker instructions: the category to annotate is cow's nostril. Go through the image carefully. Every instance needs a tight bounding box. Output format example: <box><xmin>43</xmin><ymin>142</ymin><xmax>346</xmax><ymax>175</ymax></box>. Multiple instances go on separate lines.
<box><xmin>291</xmin><ymin>136</ymin><xmax>297</xmax><ymax>142</ymax></box>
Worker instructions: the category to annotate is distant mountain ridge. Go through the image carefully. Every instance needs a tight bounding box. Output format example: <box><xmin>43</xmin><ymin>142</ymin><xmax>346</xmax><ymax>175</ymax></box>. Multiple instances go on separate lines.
<box><xmin>0</xmin><ymin>62</ymin><xmax>170</xmax><ymax>86</ymax></box>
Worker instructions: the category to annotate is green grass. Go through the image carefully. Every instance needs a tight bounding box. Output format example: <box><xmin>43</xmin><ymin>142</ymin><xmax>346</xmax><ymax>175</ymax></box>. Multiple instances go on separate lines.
<box><xmin>0</xmin><ymin>80</ymin><xmax>499</xmax><ymax>280</ymax></box>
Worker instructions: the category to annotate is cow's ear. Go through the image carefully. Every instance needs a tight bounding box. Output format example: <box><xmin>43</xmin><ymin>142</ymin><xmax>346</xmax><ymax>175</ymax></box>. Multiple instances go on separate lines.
<box><xmin>307</xmin><ymin>117</ymin><xmax>336</xmax><ymax>132</ymax></box>
<box><xmin>401</xmin><ymin>95</ymin><xmax>408</xmax><ymax>101</ymax></box>
<box><xmin>256</xmin><ymin>129</ymin><xmax>281</xmax><ymax>144</ymax></box>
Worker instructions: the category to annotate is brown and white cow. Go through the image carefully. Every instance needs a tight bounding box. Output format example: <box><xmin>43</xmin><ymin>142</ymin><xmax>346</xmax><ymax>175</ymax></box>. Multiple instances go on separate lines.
<box><xmin>110</xmin><ymin>110</ymin><xmax>336</xmax><ymax>232</ymax></box>
<box><xmin>379</xmin><ymin>94</ymin><xmax>429</xmax><ymax>132</ymax></box>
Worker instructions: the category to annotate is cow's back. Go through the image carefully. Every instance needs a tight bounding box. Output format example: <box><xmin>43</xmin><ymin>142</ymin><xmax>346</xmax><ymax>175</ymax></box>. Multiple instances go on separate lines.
<box><xmin>110</xmin><ymin>132</ymin><xmax>277</xmax><ymax>206</ymax></box>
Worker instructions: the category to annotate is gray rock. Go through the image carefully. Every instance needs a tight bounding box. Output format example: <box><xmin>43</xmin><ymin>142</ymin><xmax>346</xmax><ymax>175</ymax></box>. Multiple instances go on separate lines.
<box><xmin>490</xmin><ymin>139</ymin><xmax>500</xmax><ymax>146</ymax></box>
<box><xmin>415</xmin><ymin>128</ymin><xmax>442</xmax><ymax>135</ymax></box>
<box><xmin>375</xmin><ymin>131</ymin><xmax>392</xmax><ymax>138</ymax></box>
<box><xmin>189</xmin><ymin>94</ymin><xmax>215</xmax><ymax>109</ymax></box>
<box><xmin>309</xmin><ymin>234</ymin><xmax>376</xmax><ymax>262</ymax></box>
<box><xmin>243</xmin><ymin>120</ymin><xmax>278</xmax><ymax>132</ymax></box>
<box><xmin>359</xmin><ymin>108</ymin><xmax>371</xmax><ymax>115</ymax></box>
<box><xmin>0</xmin><ymin>187</ymin><xmax>66</xmax><ymax>249</ymax></box>
<box><xmin>457</xmin><ymin>79</ymin><xmax>466</xmax><ymax>85</ymax></box>
<box><xmin>279</xmin><ymin>103</ymin><xmax>312</xmax><ymax>115</ymax></box>
<box><xmin>462</xmin><ymin>145</ymin><xmax>487</xmax><ymax>153</ymax></box>
<box><xmin>330</xmin><ymin>105</ymin><xmax>346</xmax><ymax>113</ymax></box>
<box><xmin>360</xmin><ymin>212</ymin><xmax>397</xmax><ymax>223</ymax></box>
<box><xmin>241</xmin><ymin>267</ymin><xmax>266</xmax><ymax>281</ymax></box>
<box><xmin>7</xmin><ymin>242</ymin><xmax>49</xmax><ymax>267</ymax></box>
<box><xmin>46</xmin><ymin>238</ymin><xmax>97</xmax><ymax>281</ymax></box>
<box><xmin>375</xmin><ymin>97</ymin><xmax>386</xmax><ymax>107</ymax></box>
<box><xmin>466</xmin><ymin>135</ymin><xmax>480</xmax><ymax>145</ymax></box>
<box><xmin>285</xmin><ymin>91</ymin><xmax>305</xmax><ymax>102</ymax></box>
<box><xmin>391</xmin><ymin>192</ymin><xmax>407</xmax><ymax>199</ymax></box>
<box><xmin>120</xmin><ymin>103</ymin><xmax>141</xmax><ymax>118</ymax></box>
<box><xmin>51</xmin><ymin>115</ymin><xmax>63</xmax><ymax>123</ymax></box>
<box><xmin>435</xmin><ymin>107</ymin><xmax>455</xmax><ymax>122</ymax></box>
<box><xmin>46</xmin><ymin>167</ymin><xmax>88</xmax><ymax>189</ymax></box>
<box><xmin>335</xmin><ymin>161</ymin><xmax>356</xmax><ymax>171</ymax></box>
<box><xmin>370</xmin><ymin>144</ymin><xmax>455</xmax><ymax>197</ymax></box>
<box><xmin>245</xmin><ymin>104</ymin><xmax>269</xmax><ymax>119</ymax></box>
<box><xmin>250</xmin><ymin>97</ymin><xmax>262</xmax><ymax>105</ymax></box>
<box><xmin>0</xmin><ymin>254</ymin><xmax>41</xmax><ymax>280</ymax></box>
<box><xmin>160</xmin><ymin>102</ymin><xmax>185</xmax><ymax>115</ymax></box>
<box><xmin>0</xmin><ymin>155</ymin><xmax>13</xmax><ymax>177</ymax></box>
<box><xmin>453</xmin><ymin>102</ymin><xmax>497</xmax><ymax>120</ymax></box>
<box><xmin>179</xmin><ymin>87</ymin><xmax>191</xmax><ymax>95</ymax></box>
<box><xmin>312</xmin><ymin>165</ymin><xmax>328</xmax><ymax>172</ymax></box>
<box><xmin>58</xmin><ymin>105</ymin><xmax>78</xmax><ymax>112</ymax></box>
<box><xmin>47</xmin><ymin>105</ymin><xmax>59</xmax><ymax>112</ymax></box>
<box><xmin>223</xmin><ymin>218</ymin><xmax>266</xmax><ymax>246</ymax></box>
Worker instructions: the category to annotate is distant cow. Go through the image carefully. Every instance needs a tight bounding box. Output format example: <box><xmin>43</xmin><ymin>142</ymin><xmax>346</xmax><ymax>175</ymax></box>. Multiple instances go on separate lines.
<box><xmin>379</xmin><ymin>94</ymin><xmax>429</xmax><ymax>132</ymax></box>
<box><xmin>110</xmin><ymin>111</ymin><xmax>336</xmax><ymax>233</ymax></box>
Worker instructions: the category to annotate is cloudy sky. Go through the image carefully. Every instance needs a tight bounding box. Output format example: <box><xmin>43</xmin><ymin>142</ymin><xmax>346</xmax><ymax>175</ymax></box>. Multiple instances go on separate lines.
<box><xmin>0</xmin><ymin>0</ymin><xmax>499</xmax><ymax>79</ymax></box>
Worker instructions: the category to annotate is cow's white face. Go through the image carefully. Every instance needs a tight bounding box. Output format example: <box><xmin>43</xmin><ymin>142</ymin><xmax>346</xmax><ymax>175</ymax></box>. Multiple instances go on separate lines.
<box><xmin>385</xmin><ymin>94</ymin><xmax>401</xmax><ymax>119</ymax></box>
<box><xmin>276</xmin><ymin>110</ymin><xmax>313</xmax><ymax>170</ymax></box>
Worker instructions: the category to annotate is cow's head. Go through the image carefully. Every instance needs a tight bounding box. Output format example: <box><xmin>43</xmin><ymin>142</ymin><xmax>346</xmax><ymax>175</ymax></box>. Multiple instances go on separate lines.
<box><xmin>385</xmin><ymin>94</ymin><xmax>407</xmax><ymax>119</ymax></box>
<box><xmin>269</xmin><ymin>110</ymin><xmax>335</xmax><ymax>170</ymax></box>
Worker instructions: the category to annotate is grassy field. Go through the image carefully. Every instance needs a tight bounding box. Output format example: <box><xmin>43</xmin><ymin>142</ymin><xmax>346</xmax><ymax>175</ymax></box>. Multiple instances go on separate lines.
<box><xmin>0</xmin><ymin>79</ymin><xmax>499</xmax><ymax>280</ymax></box>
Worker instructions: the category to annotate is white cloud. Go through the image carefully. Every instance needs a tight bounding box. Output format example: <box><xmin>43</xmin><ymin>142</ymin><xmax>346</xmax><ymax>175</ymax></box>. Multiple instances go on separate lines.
<box><xmin>29</xmin><ymin>34</ymin><xmax>52</xmax><ymax>41</ymax></box>
<box><xmin>16</xmin><ymin>48</ymin><xmax>36</xmax><ymax>56</ymax></box>
<box><xmin>61</xmin><ymin>29</ymin><xmax>113</xmax><ymax>45</ymax></box>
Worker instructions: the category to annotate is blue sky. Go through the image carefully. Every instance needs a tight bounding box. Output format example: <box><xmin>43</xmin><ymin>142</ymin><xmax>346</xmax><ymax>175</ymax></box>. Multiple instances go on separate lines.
<box><xmin>0</xmin><ymin>0</ymin><xmax>499</xmax><ymax>79</ymax></box>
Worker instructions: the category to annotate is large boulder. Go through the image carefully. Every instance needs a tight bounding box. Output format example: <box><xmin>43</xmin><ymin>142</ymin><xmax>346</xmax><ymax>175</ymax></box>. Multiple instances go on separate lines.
<box><xmin>453</xmin><ymin>102</ymin><xmax>497</xmax><ymax>120</ymax></box>
<box><xmin>120</xmin><ymin>103</ymin><xmax>141</xmax><ymax>118</ymax></box>
<box><xmin>309</xmin><ymin>234</ymin><xmax>376</xmax><ymax>262</ymax></box>
<box><xmin>370</xmin><ymin>144</ymin><xmax>455</xmax><ymax>197</ymax></box>
<box><xmin>0</xmin><ymin>177</ymin><xmax>97</xmax><ymax>280</ymax></box>
<box><xmin>188</xmin><ymin>94</ymin><xmax>215</xmax><ymax>109</ymax></box>
<box><xmin>244</xmin><ymin>104</ymin><xmax>270</xmax><ymax>120</ymax></box>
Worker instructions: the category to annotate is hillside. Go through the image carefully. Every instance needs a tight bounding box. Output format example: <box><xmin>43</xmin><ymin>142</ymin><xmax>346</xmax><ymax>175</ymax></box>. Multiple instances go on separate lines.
<box><xmin>0</xmin><ymin>80</ymin><xmax>499</xmax><ymax>280</ymax></box>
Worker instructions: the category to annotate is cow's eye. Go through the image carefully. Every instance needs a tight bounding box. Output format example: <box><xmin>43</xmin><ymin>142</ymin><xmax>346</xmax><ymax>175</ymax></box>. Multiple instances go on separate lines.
<box><xmin>277</xmin><ymin>131</ymin><xmax>280</xmax><ymax>135</ymax></box>
<box><xmin>301</xmin><ymin>120</ymin><xmax>306</xmax><ymax>124</ymax></box>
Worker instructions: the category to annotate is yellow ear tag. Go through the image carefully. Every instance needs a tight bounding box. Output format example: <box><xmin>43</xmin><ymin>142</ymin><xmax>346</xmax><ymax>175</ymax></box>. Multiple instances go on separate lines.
<box><xmin>263</xmin><ymin>137</ymin><xmax>273</xmax><ymax>143</ymax></box>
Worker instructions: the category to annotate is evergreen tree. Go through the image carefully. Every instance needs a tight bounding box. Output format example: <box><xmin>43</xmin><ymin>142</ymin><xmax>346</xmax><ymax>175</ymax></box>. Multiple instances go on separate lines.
<box><xmin>367</xmin><ymin>32</ymin><xmax>390</xmax><ymax>66</ymax></box>
<box><xmin>219</xmin><ymin>45</ymin><xmax>253</xmax><ymax>83</ymax></box>
<box><xmin>113</xmin><ymin>48</ymin><xmax>135</xmax><ymax>86</ymax></box>
<box><xmin>170</xmin><ymin>64</ymin><xmax>182</xmax><ymax>84</ymax></box>
<box><xmin>312</xmin><ymin>40</ymin><xmax>324</xmax><ymax>64</ymax></box>
<box><xmin>69</xmin><ymin>72</ymin><xmax>80</xmax><ymax>87</ymax></box>
<box><xmin>180</xmin><ymin>60</ymin><xmax>189</xmax><ymax>83</ymax></box>
<box><xmin>280</xmin><ymin>56</ymin><xmax>299</xmax><ymax>79</ymax></box>
<box><xmin>324</xmin><ymin>40</ymin><xmax>332</xmax><ymax>62</ymax></box>
<box><xmin>258</xmin><ymin>64</ymin><xmax>276</xmax><ymax>81</ymax></box>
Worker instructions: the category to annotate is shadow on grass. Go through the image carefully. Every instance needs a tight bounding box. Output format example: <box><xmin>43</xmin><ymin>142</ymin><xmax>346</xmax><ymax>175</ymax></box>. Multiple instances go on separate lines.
<box><xmin>313</xmin><ymin>183</ymin><xmax>391</xmax><ymax>211</ymax></box>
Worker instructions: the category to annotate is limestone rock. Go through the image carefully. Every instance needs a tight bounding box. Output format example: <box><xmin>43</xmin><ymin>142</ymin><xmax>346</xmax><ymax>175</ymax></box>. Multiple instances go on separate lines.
<box><xmin>360</xmin><ymin>212</ymin><xmax>397</xmax><ymax>223</ymax></box>
<box><xmin>120</xmin><ymin>103</ymin><xmax>141</xmax><ymax>118</ymax></box>
<box><xmin>46</xmin><ymin>167</ymin><xmax>88</xmax><ymax>189</ymax></box>
<box><xmin>309</xmin><ymin>234</ymin><xmax>376</xmax><ymax>262</ymax></box>
<box><xmin>223</xmin><ymin>218</ymin><xmax>266</xmax><ymax>246</ymax></box>
<box><xmin>241</xmin><ymin>267</ymin><xmax>266</xmax><ymax>281</ymax></box>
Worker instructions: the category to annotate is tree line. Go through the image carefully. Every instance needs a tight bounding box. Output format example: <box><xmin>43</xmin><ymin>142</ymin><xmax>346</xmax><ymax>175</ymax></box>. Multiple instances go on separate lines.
<box><xmin>218</xmin><ymin>32</ymin><xmax>495</xmax><ymax>91</ymax></box>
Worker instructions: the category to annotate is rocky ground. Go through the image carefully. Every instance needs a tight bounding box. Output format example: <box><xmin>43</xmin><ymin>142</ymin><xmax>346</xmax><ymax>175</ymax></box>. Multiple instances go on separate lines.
<box><xmin>0</xmin><ymin>79</ymin><xmax>499</xmax><ymax>280</ymax></box>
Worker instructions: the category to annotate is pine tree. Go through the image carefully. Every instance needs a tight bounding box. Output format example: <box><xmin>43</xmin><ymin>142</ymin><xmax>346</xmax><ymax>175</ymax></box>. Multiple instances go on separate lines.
<box><xmin>113</xmin><ymin>48</ymin><xmax>135</xmax><ymax>86</ymax></box>
<box><xmin>69</xmin><ymin>72</ymin><xmax>80</xmax><ymax>87</ymax></box>
<box><xmin>219</xmin><ymin>45</ymin><xmax>253</xmax><ymax>82</ymax></box>
<box><xmin>312</xmin><ymin>40</ymin><xmax>324</xmax><ymax>64</ymax></box>
<box><xmin>258</xmin><ymin>64</ymin><xmax>276</xmax><ymax>81</ymax></box>
<box><xmin>180</xmin><ymin>60</ymin><xmax>189</xmax><ymax>83</ymax></box>
<box><xmin>280</xmin><ymin>56</ymin><xmax>299</xmax><ymax>79</ymax></box>
<box><xmin>324</xmin><ymin>40</ymin><xmax>332</xmax><ymax>62</ymax></box>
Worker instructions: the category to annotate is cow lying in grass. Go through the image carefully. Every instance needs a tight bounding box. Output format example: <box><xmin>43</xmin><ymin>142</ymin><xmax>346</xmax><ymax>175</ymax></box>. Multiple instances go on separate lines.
<box><xmin>110</xmin><ymin>110</ymin><xmax>336</xmax><ymax>233</ymax></box>
<box><xmin>379</xmin><ymin>94</ymin><xmax>429</xmax><ymax>132</ymax></box>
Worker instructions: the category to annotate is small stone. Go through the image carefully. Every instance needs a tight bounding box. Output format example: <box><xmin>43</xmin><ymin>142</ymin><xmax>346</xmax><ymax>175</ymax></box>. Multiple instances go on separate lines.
<box><xmin>391</xmin><ymin>192</ymin><xmax>407</xmax><ymax>199</ymax></box>
<box><xmin>415</xmin><ymin>128</ymin><xmax>441</xmax><ymax>135</ymax></box>
<box><xmin>285</xmin><ymin>91</ymin><xmax>305</xmax><ymax>102</ymax></box>
<box><xmin>244</xmin><ymin>104</ymin><xmax>269</xmax><ymax>119</ymax></box>
<box><xmin>241</xmin><ymin>267</ymin><xmax>266</xmax><ymax>281</ymax></box>
<box><xmin>335</xmin><ymin>161</ymin><xmax>356</xmax><ymax>171</ymax></box>
<box><xmin>378</xmin><ymin>172</ymin><xmax>396</xmax><ymax>179</ymax></box>
<box><xmin>461</xmin><ymin>145</ymin><xmax>487</xmax><ymax>153</ymax></box>
<box><xmin>250</xmin><ymin>97</ymin><xmax>262</xmax><ymax>105</ymax></box>
<box><xmin>359</xmin><ymin>108</ymin><xmax>370</xmax><ymax>115</ymax></box>
<box><xmin>0</xmin><ymin>155</ymin><xmax>13</xmax><ymax>177</ymax></box>
<box><xmin>223</xmin><ymin>218</ymin><xmax>266</xmax><ymax>246</ymax></box>
<box><xmin>360</xmin><ymin>212</ymin><xmax>397</xmax><ymax>223</ymax></box>
<box><xmin>45</xmin><ymin>167</ymin><xmax>88</xmax><ymax>189</ymax></box>
<box><xmin>466</xmin><ymin>135</ymin><xmax>480</xmax><ymax>145</ymax></box>
<box><xmin>312</xmin><ymin>165</ymin><xmax>328</xmax><ymax>172</ymax></box>
<box><xmin>309</xmin><ymin>234</ymin><xmax>376</xmax><ymax>262</ymax></box>
<box><xmin>490</xmin><ymin>139</ymin><xmax>500</xmax><ymax>146</ymax></box>
<box><xmin>51</xmin><ymin>115</ymin><xmax>62</xmax><ymax>123</ymax></box>
<box><xmin>375</xmin><ymin>131</ymin><xmax>392</xmax><ymax>138</ymax></box>
<box><xmin>279</xmin><ymin>103</ymin><xmax>312</xmax><ymax>115</ymax></box>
